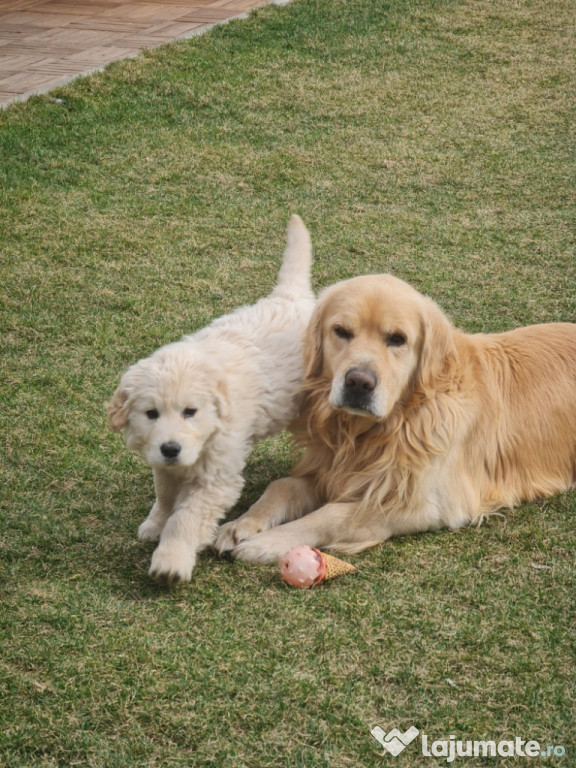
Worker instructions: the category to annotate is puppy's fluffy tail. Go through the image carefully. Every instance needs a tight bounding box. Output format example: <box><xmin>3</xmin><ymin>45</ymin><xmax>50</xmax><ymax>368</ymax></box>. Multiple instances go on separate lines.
<box><xmin>271</xmin><ymin>214</ymin><xmax>314</xmax><ymax>301</ymax></box>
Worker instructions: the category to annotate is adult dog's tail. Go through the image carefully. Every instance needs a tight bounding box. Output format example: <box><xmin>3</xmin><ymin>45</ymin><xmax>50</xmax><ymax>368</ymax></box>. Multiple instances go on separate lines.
<box><xmin>271</xmin><ymin>215</ymin><xmax>314</xmax><ymax>301</ymax></box>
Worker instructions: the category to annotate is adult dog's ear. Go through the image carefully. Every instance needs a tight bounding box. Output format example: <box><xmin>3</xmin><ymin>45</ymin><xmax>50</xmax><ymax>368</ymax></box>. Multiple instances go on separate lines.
<box><xmin>416</xmin><ymin>299</ymin><xmax>457</xmax><ymax>395</ymax></box>
<box><xmin>302</xmin><ymin>302</ymin><xmax>325</xmax><ymax>379</ymax></box>
<box><xmin>106</xmin><ymin>386</ymin><xmax>129</xmax><ymax>431</ymax></box>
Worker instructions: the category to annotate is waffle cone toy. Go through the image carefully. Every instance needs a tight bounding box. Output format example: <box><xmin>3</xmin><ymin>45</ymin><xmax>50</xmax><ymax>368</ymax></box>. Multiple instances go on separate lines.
<box><xmin>280</xmin><ymin>545</ymin><xmax>356</xmax><ymax>588</ymax></box>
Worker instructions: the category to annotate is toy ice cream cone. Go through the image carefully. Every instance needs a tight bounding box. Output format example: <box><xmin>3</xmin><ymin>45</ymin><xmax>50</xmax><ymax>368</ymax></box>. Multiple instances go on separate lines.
<box><xmin>321</xmin><ymin>551</ymin><xmax>356</xmax><ymax>580</ymax></box>
<box><xmin>279</xmin><ymin>545</ymin><xmax>356</xmax><ymax>588</ymax></box>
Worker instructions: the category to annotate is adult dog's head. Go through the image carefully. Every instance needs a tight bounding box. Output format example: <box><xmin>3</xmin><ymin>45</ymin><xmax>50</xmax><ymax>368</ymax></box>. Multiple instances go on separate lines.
<box><xmin>304</xmin><ymin>274</ymin><xmax>456</xmax><ymax>421</ymax></box>
<box><xmin>107</xmin><ymin>342</ymin><xmax>230</xmax><ymax>470</ymax></box>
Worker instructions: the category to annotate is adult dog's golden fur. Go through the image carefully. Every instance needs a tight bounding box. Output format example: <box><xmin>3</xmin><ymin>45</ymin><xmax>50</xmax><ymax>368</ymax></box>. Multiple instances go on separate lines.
<box><xmin>216</xmin><ymin>274</ymin><xmax>576</xmax><ymax>563</ymax></box>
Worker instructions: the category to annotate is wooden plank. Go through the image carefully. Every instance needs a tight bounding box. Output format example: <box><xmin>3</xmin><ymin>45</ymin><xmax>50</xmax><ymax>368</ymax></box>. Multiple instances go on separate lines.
<box><xmin>97</xmin><ymin>4</ymin><xmax>197</xmax><ymax>21</ymax></box>
<box><xmin>178</xmin><ymin>7</ymin><xmax>241</xmax><ymax>21</ymax></box>
<box><xmin>0</xmin><ymin>11</ymin><xmax>89</xmax><ymax>27</ymax></box>
<box><xmin>142</xmin><ymin>20</ymin><xmax>204</xmax><ymax>35</ymax></box>
<box><xmin>0</xmin><ymin>69</ymin><xmax>60</xmax><ymax>90</ymax></box>
<box><xmin>29</xmin><ymin>3</ymin><xmax>123</xmax><ymax>15</ymax></box>
<box><xmin>0</xmin><ymin>0</ymin><xmax>43</xmax><ymax>11</ymax></box>
<box><xmin>68</xmin><ymin>20</ymin><xmax>151</xmax><ymax>32</ymax></box>
<box><xmin>0</xmin><ymin>42</ymin><xmax>84</xmax><ymax>55</ymax></box>
<box><xmin>0</xmin><ymin>26</ymin><xmax>48</xmax><ymax>38</ymax></box>
<box><xmin>64</xmin><ymin>44</ymin><xmax>141</xmax><ymax>63</ymax></box>
<box><xmin>0</xmin><ymin>54</ymin><xmax>50</xmax><ymax>71</ymax></box>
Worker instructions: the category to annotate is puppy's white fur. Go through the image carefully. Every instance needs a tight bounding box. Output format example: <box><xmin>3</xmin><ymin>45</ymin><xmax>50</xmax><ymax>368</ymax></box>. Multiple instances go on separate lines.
<box><xmin>107</xmin><ymin>216</ymin><xmax>314</xmax><ymax>583</ymax></box>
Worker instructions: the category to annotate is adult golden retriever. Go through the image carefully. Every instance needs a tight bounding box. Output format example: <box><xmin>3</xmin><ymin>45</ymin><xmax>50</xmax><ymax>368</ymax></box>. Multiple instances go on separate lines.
<box><xmin>216</xmin><ymin>274</ymin><xmax>576</xmax><ymax>562</ymax></box>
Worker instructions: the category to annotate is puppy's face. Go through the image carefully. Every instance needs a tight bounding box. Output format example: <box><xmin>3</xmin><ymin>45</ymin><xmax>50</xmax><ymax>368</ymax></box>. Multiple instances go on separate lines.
<box><xmin>107</xmin><ymin>344</ymin><xmax>229</xmax><ymax>469</ymax></box>
<box><xmin>307</xmin><ymin>275</ymin><xmax>444</xmax><ymax>420</ymax></box>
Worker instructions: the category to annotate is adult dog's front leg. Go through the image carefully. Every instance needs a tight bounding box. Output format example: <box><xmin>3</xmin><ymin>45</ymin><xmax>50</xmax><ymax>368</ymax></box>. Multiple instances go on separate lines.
<box><xmin>150</xmin><ymin>476</ymin><xmax>243</xmax><ymax>584</ymax></box>
<box><xmin>215</xmin><ymin>476</ymin><xmax>317</xmax><ymax>554</ymax></box>
<box><xmin>232</xmin><ymin>502</ymin><xmax>391</xmax><ymax>564</ymax></box>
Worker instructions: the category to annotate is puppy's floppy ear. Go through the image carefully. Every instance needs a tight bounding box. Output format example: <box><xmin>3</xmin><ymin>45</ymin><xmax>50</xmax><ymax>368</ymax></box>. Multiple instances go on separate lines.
<box><xmin>215</xmin><ymin>379</ymin><xmax>231</xmax><ymax>420</ymax></box>
<box><xmin>106</xmin><ymin>386</ymin><xmax>129</xmax><ymax>431</ymax></box>
<box><xmin>302</xmin><ymin>302</ymin><xmax>325</xmax><ymax>379</ymax></box>
<box><xmin>416</xmin><ymin>298</ymin><xmax>457</xmax><ymax>395</ymax></box>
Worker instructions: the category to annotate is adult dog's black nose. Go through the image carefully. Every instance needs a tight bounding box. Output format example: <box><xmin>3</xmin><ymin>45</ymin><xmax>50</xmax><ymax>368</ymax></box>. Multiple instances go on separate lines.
<box><xmin>344</xmin><ymin>367</ymin><xmax>378</xmax><ymax>393</ymax></box>
<box><xmin>161</xmin><ymin>441</ymin><xmax>181</xmax><ymax>460</ymax></box>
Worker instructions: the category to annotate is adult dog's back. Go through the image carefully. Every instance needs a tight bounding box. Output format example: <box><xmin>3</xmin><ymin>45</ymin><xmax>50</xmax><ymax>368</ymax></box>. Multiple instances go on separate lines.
<box><xmin>457</xmin><ymin>322</ymin><xmax>576</xmax><ymax>513</ymax></box>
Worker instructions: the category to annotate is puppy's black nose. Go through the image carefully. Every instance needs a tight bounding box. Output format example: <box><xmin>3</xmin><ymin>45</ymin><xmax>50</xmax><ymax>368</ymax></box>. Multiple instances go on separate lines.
<box><xmin>161</xmin><ymin>442</ymin><xmax>181</xmax><ymax>460</ymax></box>
<box><xmin>344</xmin><ymin>367</ymin><xmax>377</xmax><ymax>392</ymax></box>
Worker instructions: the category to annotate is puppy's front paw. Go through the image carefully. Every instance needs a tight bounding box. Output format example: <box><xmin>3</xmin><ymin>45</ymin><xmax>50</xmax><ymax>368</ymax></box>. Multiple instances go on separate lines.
<box><xmin>138</xmin><ymin>517</ymin><xmax>164</xmax><ymax>542</ymax></box>
<box><xmin>215</xmin><ymin>517</ymin><xmax>266</xmax><ymax>553</ymax></box>
<box><xmin>149</xmin><ymin>542</ymin><xmax>196</xmax><ymax>585</ymax></box>
<box><xmin>232</xmin><ymin>529</ymin><xmax>298</xmax><ymax>564</ymax></box>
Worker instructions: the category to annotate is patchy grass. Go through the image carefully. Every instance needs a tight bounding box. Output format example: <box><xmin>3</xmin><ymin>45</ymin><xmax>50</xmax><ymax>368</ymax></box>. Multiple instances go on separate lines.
<box><xmin>0</xmin><ymin>0</ymin><xmax>574</xmax><ymax>765</ymax></box>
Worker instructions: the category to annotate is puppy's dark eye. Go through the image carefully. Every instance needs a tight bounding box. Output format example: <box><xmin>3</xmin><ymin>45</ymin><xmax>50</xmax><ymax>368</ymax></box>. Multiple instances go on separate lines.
<box><xmin>183</xmin><ymin>408</ymin><xmax>197</xmax><ymax>419</ymax></box>
<box><xmin>387</xmin><ymin>333</ymin><xmax>407</xmax><ymax>347</ymax></box>
<box><xmin>334</xmin><ymin>326</ymin><xmax>353</xmax><ymax>341</ymax></box>
<box><xmin>146</xmin><ymin>409</ymin><xmax>160</xmax><ymax>420</ymax></box>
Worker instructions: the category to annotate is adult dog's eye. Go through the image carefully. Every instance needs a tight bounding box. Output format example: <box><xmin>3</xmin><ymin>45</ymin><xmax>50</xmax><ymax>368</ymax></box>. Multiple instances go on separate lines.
<box><xmin>387</xmin><ymin>333</ymin><xmax>407</xmax><ymax>347</ymax></box>
<box><xmin>334</xmin><ymin>326</ymin><xmax>353</xmax><ymax>341</ymax></box>
<box><xmin>146</xmin><ymin>409</ymin><xmax>160</xmax><ymax>420</ymax></box>
<box><xmin>183</xmin><ymin>408</ymin><xmax>197</xmax><ymax>418</ymax></box>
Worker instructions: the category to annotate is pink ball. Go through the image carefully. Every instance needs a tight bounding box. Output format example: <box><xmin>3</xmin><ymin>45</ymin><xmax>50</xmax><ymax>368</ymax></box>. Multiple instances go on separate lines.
<box><xmin>280</xmin><ymin>545</ymin><xmax>325</xmax><ymax>588</ymax></box>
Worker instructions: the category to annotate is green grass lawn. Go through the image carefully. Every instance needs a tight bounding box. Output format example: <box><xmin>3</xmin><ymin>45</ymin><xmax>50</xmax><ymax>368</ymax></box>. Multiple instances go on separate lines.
<box><xmin>1</xmin><ymin>0</ymin><xmax>574</xmax><ymax>765</ymax></box>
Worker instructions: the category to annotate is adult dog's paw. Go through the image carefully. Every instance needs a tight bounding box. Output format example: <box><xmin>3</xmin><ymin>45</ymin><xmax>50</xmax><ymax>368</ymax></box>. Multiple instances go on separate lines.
<box><xmin>149</xmin><ymin>542</ymin><xmax>195</xmax><ymax>585</ymax></box>
<box><xmin>214</xmin><ymin>517</ymin><xmax>266</xmax><ymax>553</ymax></box>
<box><xmin>232</xmin><ymin>529</ymin><xmax>297</xmax><ymax>564</ymax></box>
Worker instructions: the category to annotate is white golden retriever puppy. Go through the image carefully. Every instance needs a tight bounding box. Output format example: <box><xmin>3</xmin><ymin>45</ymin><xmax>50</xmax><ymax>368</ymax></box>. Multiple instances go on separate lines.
<box><xmin>107</xmin><ymin>216</ymin><xmax>315</xmax><ymax>584</ymax></box>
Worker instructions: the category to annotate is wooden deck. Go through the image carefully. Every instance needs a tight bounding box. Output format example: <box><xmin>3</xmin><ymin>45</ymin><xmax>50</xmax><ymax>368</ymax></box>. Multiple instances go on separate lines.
<box><xmin>0</xmin><ymin>0</ymin><xmax>275</xmax><ymax>107</ymax></box>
